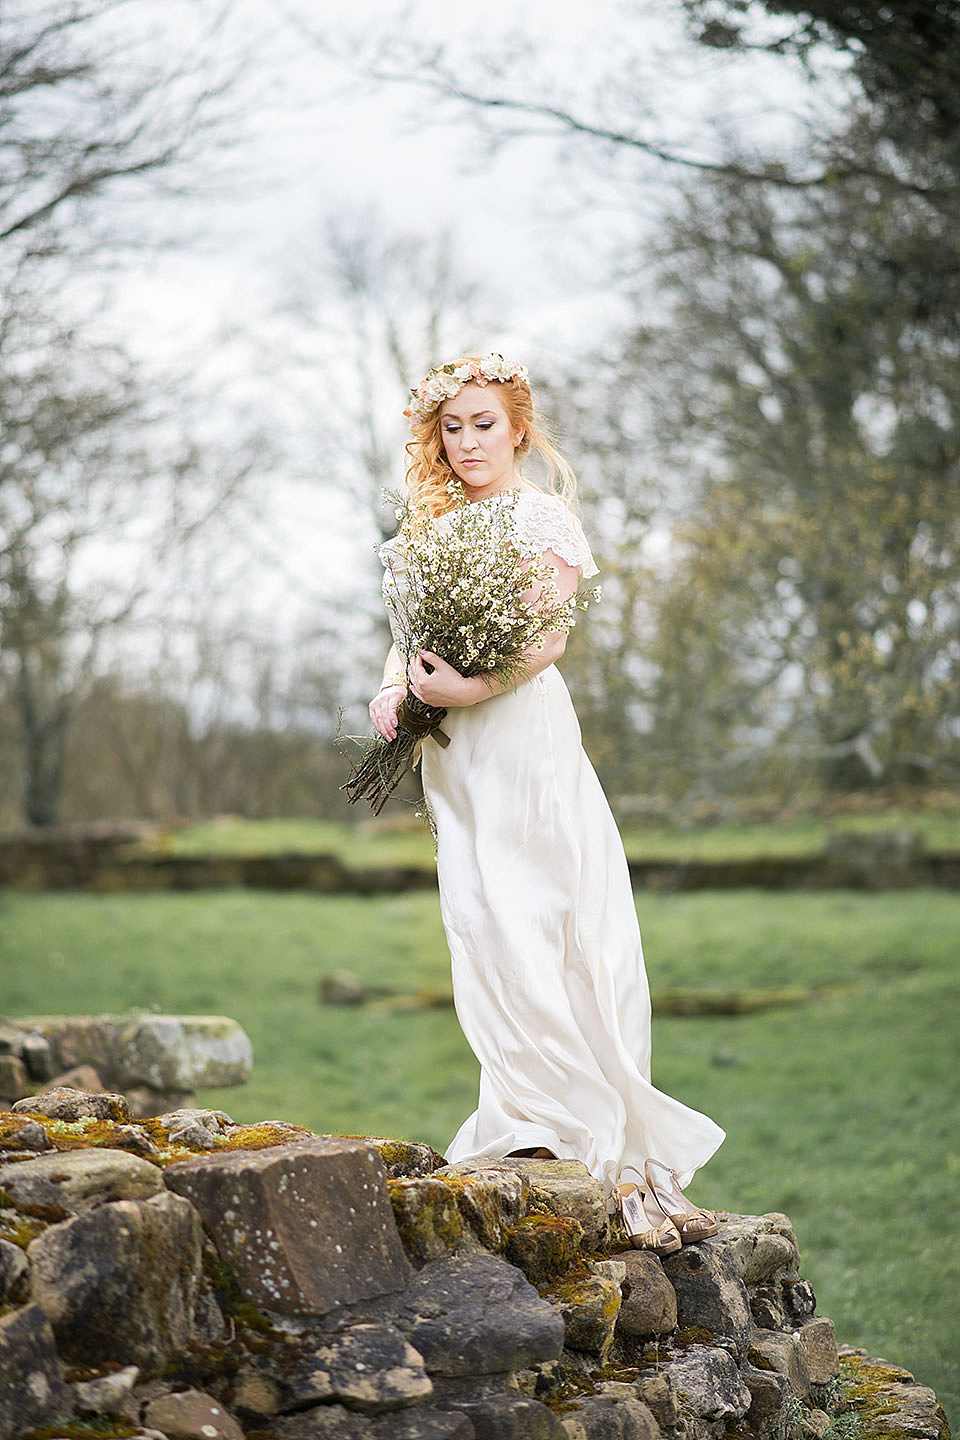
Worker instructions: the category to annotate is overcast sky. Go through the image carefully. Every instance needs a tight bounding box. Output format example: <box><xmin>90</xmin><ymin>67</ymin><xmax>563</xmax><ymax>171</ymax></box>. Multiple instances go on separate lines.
<box><xmin>84</xmin><ymin>0</ymin><xmax>838</xmax><ymax>667</ymax></box>
<box><xmin>119</xmin><ymin>0</ymin><xmax>823</xmax><ymax>361</ymax></box>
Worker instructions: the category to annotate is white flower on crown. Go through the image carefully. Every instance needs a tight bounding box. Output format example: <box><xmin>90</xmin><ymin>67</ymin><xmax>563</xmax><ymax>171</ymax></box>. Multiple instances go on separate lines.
<box><xmin>404</xmin><ymin>353</ymin><xmax>530</xmax><ymax>429</ymax></box>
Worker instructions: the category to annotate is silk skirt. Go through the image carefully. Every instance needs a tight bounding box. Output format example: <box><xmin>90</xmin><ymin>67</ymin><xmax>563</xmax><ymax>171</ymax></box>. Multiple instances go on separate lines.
<box><xmin>421</xmin><ymin>664</ymin><xmax>724</xmax><ymax>1205</ymax></box>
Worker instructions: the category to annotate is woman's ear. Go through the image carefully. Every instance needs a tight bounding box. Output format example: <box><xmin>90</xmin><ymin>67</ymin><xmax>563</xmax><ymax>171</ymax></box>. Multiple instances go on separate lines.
<box><xmin>515</xmin><ymin>429</ymin><xmax>525</xmax><ymax>448</ymax></box>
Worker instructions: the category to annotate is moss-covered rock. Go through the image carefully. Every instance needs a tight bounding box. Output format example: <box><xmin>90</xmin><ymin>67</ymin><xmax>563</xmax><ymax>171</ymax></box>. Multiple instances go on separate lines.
<box><xmin>435</xmin><ymin>1166</ymin><xmax>527</xmax><ymax>1249</ymax></box>
<box><xmin>0</xmin><ymin>1105</ymin><xmax>314</xmax><ymax>1170</ymax></box>
<box><xmin>838</xmin><ymin>1351</ymin><xmax>951</xmax><ymax>1440</ymax></box>
<box><xmin>355</xmin><ymin>1136</ymin><xmax>447</xmax><ymax>1179</ymax></box>
<box><xmin>542</xmin><ymin>1271</ymin><xmax>622</xmax><ymax>1360</ymax></box>
<box><xmin>504</xmin><ymin>1214</ymin><xmax>584</xmax><ymax>1284</ymax></box>
<box><xmin>13</xmin><ymin>1088</ymin><xmax>131</xmax><ymax>1124</ymax></box>
<box><xmin>496</xmin><ymin>1159</ymin><xmax>609</xmax><ymax>1249</ymax></box>
<box><xmin>388</xmin><ymin>1176</ymin><xmax>464</xmax><ymax>1264</ymax></box>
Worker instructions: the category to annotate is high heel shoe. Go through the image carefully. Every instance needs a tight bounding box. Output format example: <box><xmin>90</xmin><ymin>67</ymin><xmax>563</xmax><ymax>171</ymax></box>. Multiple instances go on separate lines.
<box><xmin>644</xmin><ymin>1158</ymin><xmax>718</xmax><ymax>1243</ymax></box>
<box><xmin>616</xmin><ymin>1167</ymin><xmax>681</xmax><ymax>1254</ymax></box>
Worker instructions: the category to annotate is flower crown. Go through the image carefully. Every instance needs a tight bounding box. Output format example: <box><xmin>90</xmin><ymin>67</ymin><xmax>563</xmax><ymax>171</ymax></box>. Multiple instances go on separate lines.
<box><xmin>404</xmin><ymin>353</ymin><xmax>529</xmax><ymax>429</ymax></box>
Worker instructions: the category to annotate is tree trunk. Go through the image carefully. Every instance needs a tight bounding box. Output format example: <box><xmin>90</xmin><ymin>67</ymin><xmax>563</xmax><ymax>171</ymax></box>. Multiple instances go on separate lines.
<box><xmin>16</xmin><ymin>656</ymin><xmax>70</xmax><ymax>828</ymax></box>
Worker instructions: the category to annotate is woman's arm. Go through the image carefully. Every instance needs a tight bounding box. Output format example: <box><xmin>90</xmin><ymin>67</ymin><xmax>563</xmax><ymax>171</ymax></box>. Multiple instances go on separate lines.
<box><xmin>408</xmin><ymin>549</ymin><xmax>578</xmax><ymax>710</ymax></box>
<box><xmin>369</xmin><ymin>643</ymin><xmax>408</xmax><ymax>741</ymax></box>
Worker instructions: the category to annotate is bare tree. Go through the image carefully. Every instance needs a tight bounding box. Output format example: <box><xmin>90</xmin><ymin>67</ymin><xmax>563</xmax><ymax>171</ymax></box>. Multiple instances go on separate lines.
<box><xmin>0</xmin><ymin>1</ymin><xmax>278</xmax><ymax>826</ymax></box>
<box><xmin>0</xmin><ymin>277</ymin><xmax>269</xmax><ymax>826</ymax></box>
<box><xmin>0</xmin><ymin>0</ymin><xmax>246</xmax><ymax>260</ymax></box>
<box><xmin>282</xmin><ymin>210</ymin><xmax>488</xmax><ymax>542</ymax></box>
<box><xmin>274</xmin><ymin>210</ymin><xmax>495</xmax><ymax>721</ymax></box>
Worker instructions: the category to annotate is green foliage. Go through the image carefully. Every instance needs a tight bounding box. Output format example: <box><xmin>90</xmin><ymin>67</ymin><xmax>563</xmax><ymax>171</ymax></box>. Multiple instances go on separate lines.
<box><xmin>626</xmin><ymin>151</ymin><xmax>960</xmax><ymax>795</ymax></box>
<box><xmin>684</xmin><ymin>1</ymin><xmax>960</xmax><ymax>146</ymax></box>
<box><xmin>770</xmin><ymin>1392</ymin><xmax>806</xmax><ymax>1440</ymax></box>
<box><xmin>0</xmin><ymin>886</ymin><xmax>958</xmax><ymax>1430</ymax></box>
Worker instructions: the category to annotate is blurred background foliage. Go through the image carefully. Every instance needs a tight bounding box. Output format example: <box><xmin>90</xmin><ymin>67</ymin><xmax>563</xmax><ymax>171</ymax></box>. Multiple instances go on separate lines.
<box><xmin>0</xmin><ymin>0</ymin><xmax>958</xmax><ymax>829</ymax></box>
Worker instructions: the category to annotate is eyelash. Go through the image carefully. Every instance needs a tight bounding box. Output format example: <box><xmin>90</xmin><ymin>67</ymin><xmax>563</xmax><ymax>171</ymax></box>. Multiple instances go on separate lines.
<box><xmin>445</xmin><ymin>421</ymin><xmax>494</xmax><ymax>433</ymax></box>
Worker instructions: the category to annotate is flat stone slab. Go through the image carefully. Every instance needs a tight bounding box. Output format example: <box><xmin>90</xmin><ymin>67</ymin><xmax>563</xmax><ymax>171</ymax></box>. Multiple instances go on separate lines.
<box><xmin>280</xmin><ymin>1322</ymin><xmax>433</xmax><ymax>1414</ymax></box>
<box><xmin>15</xmin><ymin>1013</ymin><xmax>252</xmax><ymax>1091</ymax></box>
<box><xmin>118</xmin><ymin>1014</ymin><xmax>252</xmax><ymax>1090</ymax></box>
<box><xmin>394</xmin><ymin>1252</ymin><xmax>565</xmax><ymax>1377</ymax></box>
<box><xmin>164</xmin><ymin>1138</ymin><xmax>411</xmax><ymax>1317</ymax></box>
<box><xmin>659</xmin><ymin>1344</ymin><xmax>752</xmax><ymax>1423</ymax></box>
<box><xmin>492</xmin><ymin>1159</ymin><xmax>609</xmax><ymax>1249</ymax></box>
<box><xmin>712</xmin><ymin>1211</ymin><xmax>800</xmax><ymax>1284</ymax></box>
<box><xmin>0</xmin><ymin>1147</ymin><xmax>163</xmax><ymax>1215</ymax></box>
<box><xmin>269</xmin><ymin>1406</ymin><xmax>475</xmax><ymax>1438</ymax></box>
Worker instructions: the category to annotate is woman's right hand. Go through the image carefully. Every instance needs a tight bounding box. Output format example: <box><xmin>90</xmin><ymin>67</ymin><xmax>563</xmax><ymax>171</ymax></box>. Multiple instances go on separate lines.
<box><xmin>369</xmin><ymin>683</ymin><xmax>406</xmax><ymax>742</ymax></box>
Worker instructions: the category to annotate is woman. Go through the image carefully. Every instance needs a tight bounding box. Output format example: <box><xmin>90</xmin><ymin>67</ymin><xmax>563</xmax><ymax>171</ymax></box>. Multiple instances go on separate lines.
<box><xmin>370</xmin><ymin>354</ymin><xmax>724</xmax><ymax>1252</ymax></box>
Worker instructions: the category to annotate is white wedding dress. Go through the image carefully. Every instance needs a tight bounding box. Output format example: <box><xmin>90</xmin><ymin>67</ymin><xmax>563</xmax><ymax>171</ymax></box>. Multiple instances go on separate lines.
<box><xmin>383</xmin><ymin>490</ymin><xmax>724</xmax><ymax>1205</ymax></box>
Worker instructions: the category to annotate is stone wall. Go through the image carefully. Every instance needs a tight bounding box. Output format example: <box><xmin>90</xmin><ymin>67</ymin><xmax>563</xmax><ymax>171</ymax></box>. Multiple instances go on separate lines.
<box><xmin>0</xmin><ymin>1086</ymin><xmax>950</xmax><ymax>1440</ymax></box>
<box><xmin>2</xmin><ymin>826</ymin><xmax>958</xmax><ymax>893</ymax></box>
<box><xmin>0</xmin><ymin>1014</ymin><xmax>252</xmax><ymax>1118</ymax></box>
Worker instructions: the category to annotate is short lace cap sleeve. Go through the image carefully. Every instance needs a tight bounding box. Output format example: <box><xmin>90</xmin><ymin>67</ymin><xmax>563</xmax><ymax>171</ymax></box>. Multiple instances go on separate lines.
<box><xmin>514</xmin><ymin>491</ymin><xmax>599</xmax><ymax>578</ymax></box>
<box><xmin>379</xmin><ymin>533</ymin><xmax>407</xmax><ymax>569</ymax></box>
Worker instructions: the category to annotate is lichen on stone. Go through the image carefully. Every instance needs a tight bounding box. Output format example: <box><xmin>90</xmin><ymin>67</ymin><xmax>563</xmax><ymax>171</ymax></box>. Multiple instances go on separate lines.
<box><xmin>504</xmin><ymin>1212</ymin><xmax>584</xmax><ymax>1284</ymax></box>
<box><xmin>387</xmin><ymin>1175</ymin><xmax>463</xmax><ymax>1263</ymax></box>
<box><xmin>838</xmin><ymin>1354</ymin><xmax>910</xmax><ymax>1419</ymax></box>
<box><xmin>0</xmin><ymin>1205</ymin><xmax>49</xmax><ymax>1249</ymax></box>
<box><xmin>19</xmin><ymin>1422</ymin><xmax>139</xmax><ymax>1440</ymax></box>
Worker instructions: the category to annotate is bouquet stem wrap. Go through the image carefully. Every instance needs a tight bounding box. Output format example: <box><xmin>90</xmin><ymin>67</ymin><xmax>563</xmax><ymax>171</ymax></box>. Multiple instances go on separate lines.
<box><xmin>342</xmin><ymin>696</ymin><xmax>448</xmax><ymax>815</ymax></box>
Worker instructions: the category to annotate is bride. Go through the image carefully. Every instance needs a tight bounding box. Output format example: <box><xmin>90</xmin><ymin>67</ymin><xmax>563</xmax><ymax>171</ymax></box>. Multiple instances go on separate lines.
<box><xmin>369</xmin><ymin>354</ymin><xmax>724</xmax><ymax>1252</ymax></box>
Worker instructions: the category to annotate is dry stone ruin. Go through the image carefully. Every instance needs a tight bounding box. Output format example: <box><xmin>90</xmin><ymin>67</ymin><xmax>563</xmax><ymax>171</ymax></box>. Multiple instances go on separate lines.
<box><xmin>0</xmin><ymin>1073</ymin><xmax>951</xmax><ymax>1440</ymax></box>
<box><xmin>0</xmin><ymin>1013</ymin><xmax>252</xmax><ymax>1118</ymax></box>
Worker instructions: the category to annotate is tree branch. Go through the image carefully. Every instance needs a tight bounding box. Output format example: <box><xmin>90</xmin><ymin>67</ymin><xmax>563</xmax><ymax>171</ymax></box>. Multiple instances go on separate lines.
<box><xmin>345</xmin><ymin>53</ymin><xmax>951</xmax><ymax>201</ymax></box>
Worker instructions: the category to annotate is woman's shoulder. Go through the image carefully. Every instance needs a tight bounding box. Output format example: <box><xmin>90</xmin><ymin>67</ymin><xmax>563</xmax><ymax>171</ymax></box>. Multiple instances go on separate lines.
<box><xmin>512</xmin><ymin>489</ymin><xmax>599</xmax><ymax>577</ymax></box>
<box><xmin>379</xmin><ymin>533</ymin><xmax>408</xmax><ymax>571</ymax></box>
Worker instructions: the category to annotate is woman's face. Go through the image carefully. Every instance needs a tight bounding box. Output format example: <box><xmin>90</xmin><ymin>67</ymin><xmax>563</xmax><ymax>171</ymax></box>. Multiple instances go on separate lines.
<box><xmin>439</xmin><ymin>381</ymin><xmax>524</xmax><ymax>499</ymax></box>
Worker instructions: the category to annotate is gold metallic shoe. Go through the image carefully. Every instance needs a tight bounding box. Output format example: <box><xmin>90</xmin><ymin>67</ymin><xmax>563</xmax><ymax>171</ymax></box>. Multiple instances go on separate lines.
<box><xmin>644</xmin><ymin>1158</ymin><xmax>718</xmax><ymax>1243</ymax></box>
<box><xmin>617</xmin><ymin>1167</ymin><xmax>682</xmax><ymax>1254</ymax></box>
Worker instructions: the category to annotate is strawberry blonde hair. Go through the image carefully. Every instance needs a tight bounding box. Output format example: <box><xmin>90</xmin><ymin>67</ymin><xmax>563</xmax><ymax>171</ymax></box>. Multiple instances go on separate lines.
<box><xmin>404</xmin><ymin>357</ymin><xmax>578</xmax><ymax>519</ymax></box>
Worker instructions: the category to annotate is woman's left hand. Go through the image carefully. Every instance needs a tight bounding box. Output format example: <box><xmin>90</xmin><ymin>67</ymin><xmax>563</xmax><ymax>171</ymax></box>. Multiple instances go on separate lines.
<box><xmin>408</xmin><ymin>650</ymin><xmax>484</xmax><ymax>708</ymax></box>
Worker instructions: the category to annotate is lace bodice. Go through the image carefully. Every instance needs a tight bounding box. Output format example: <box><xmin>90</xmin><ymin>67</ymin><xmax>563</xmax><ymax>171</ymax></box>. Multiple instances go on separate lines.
<box><xmin>379</xmin><ymin>489</ymin><xmax>599</xmax><ymax>584</ymax></box>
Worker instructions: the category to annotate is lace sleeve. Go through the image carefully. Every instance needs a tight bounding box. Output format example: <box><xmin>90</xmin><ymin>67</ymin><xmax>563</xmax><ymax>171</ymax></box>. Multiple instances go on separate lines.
<box><xmin>514</xmin><ymin>492</ymin><xmax>599</xmax><ymax>578</ymax></box>
<box><xmin>379</xmin><ymin>535</ymin><xmax>406</xmax><ymax>573</ymax></box>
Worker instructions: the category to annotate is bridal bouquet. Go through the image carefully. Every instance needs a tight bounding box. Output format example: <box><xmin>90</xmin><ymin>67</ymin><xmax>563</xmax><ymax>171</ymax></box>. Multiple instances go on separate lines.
<box><xmin>343</xmin><ymin>492</ymin><xmax>597</xmax><ymax>815</ymax></box>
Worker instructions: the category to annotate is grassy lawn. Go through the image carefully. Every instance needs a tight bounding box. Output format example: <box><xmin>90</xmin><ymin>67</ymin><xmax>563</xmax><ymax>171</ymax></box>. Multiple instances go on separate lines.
<box><xmin>1</xmin><ymin>886</ymin><xmax>957</xmax><ymax>1430</ymax></box>
<box><xmin>159</xmin><ymin>806</ymin><xmax>960</xmax><ymax>867</ymax></box>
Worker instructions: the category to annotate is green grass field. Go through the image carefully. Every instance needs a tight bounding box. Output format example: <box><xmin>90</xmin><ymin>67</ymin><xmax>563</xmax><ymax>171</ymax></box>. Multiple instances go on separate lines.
<box><xmin>159</xmin><ymin>806</ymin><xmax>960</xmax><ymax>867</ymax></box>
<box><xmin>1</xmin><ymin>886</ymin><xmax>957</xmax><ymax>1430</ymax></box>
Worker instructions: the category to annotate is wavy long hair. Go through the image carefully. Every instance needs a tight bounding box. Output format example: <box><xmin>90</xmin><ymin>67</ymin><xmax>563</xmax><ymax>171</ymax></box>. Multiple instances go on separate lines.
<box><xmin>404</xmin><ymin>358</ymin><xmax>578</xmax><ymax>519</ymax></box>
